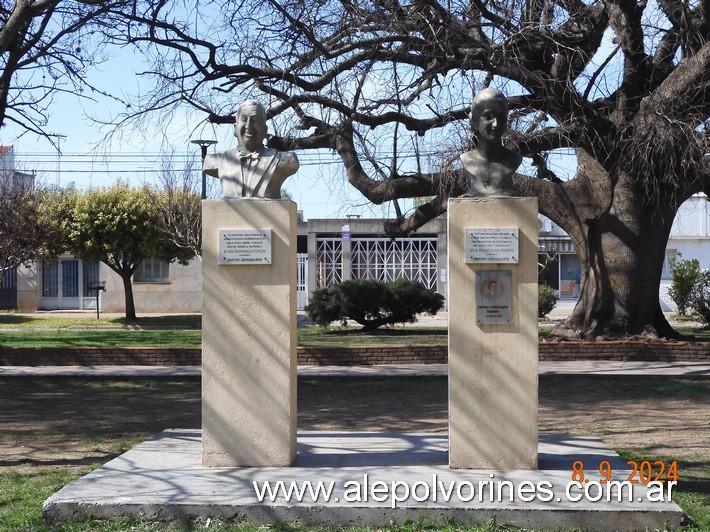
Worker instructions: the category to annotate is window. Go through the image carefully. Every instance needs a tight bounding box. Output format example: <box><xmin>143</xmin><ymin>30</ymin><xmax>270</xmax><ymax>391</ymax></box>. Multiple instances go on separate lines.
<box><xmin>134</xmin><ymin>257</ymin><xmax>170</xmax><ymax>283</ymax></box>
<box><xmin>0</xmin><ymin>262</ymin><xmax>16</xmax><ymax>290</ymax></box>
<box><xmin>661</xmin><ymin>249</ymin><xmax>677</xmax><ymax>280</ymax></box>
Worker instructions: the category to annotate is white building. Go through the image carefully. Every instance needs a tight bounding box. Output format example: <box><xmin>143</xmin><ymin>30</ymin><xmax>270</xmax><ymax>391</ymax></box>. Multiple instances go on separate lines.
<box><xmin>536</xmin><ymin>194</ymin><xmax>710</xmax><ymax>309</ymax></box>
<box><xmin>660</xmin><ymin>194</ymin><xmax>710</xmax><ymax>310</ymax></box>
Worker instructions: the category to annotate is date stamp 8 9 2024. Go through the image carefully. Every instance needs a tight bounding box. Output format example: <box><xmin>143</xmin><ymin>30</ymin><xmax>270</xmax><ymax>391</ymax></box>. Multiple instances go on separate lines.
<box><xmin>571</xmin><ymin>459</ymin><xmax>679</xmax><ymax>484</ymax></box>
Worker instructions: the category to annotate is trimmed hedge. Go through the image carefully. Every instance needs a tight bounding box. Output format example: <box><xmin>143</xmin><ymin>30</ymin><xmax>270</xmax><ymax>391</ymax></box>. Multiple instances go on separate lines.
<box><xmin>306</xmin><ymin>278</ymin><xmax>444</xmax><ymax>330</ymax></box>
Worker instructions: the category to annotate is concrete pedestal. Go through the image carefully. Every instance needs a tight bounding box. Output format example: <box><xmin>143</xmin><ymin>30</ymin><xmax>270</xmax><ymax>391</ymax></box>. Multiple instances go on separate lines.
<box><xmin>202</xmin><ymin>199</ymin><xmax>297</xmax><ymax>467</ymax></box>
<box><xmin>45</xmin><ymin>429</ymin><xmax>685</xmax><ymax>530</ymax></box>
<box><xmin>448</xmin><ymin>197</ymin><xmax>538</xmax><ymax>469</ymax></box>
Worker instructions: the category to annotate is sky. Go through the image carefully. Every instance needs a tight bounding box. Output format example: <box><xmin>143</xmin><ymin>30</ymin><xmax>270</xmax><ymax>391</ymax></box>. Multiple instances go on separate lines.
<box><xmin>1</xmin><ymin>15</ymin><xmax>624</xmax><ymax>222</ymax></box>
<box><xmin>0</xmin><ymin>51</ymin><xmax>413</xmax><ymax>222</ymax></box>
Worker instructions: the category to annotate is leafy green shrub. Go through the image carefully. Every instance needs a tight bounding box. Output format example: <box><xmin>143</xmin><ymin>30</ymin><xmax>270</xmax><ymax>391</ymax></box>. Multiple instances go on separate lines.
<box><xmin>538</xmin><ymin>284</ymin><xmax>558</xmax><ymax>318</ymax></box>
<box><xmin>668</xmin><ymin>257</ymin><xmax>700</xmax><ymax>316</ymax></box>
<box><xmin>687</xmin><ymin>270</ymin><xmax>710</xmax><ymax>325</ymax></box>
<box><xmin>306</xmin><ymin>278</ymin><xmax>444</xmax><ymax>330</ymax></box>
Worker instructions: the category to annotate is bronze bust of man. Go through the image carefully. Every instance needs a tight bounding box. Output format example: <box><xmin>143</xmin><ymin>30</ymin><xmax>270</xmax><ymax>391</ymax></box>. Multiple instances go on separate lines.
<box><xmin>461</xmin><ymin>88</ymin><xmax>522</xmax><ymax>197</ymax></box>
<box><xmin>203</xmin><ymin>100</ymin><xmax>299</xmax><ymax>199</ymax></box>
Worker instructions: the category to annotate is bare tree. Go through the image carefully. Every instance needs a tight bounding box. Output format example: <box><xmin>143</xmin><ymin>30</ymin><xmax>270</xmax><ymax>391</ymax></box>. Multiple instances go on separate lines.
<box><xmin>0</xmin><ymin>0</ymin><xmax>131</xmax><ymax>139</ymax></box>
<box><xmin>0</xmin><ymin>169</ymin><xmax>45</xmax><ymax>285</ymax></box>
<box><xmin>148</xmin><ymin>156</ymin><xmax>203</xmax><ymax>258</ymax></box>
<box><xmin>112</xmin><ymin>0</ymin><xmax>709</xmax><ymax>338</ymax></box>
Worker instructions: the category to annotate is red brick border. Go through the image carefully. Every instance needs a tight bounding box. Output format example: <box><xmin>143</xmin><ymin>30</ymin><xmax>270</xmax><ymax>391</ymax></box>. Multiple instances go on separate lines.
<box><xmin>538</xmin><ymin>340</ymin><xmax>710</xmax><ymax>361</ymax></box>
<box><xmin>0</xmin><ymin>341</ymin><xmax>708</xmax><ymax>367</ymax></box>
<box><xmin>298</xmin><ymin>345</ymin><xmax>447</xmax><ymax>365</ymax></box>
<box><xmin>0</xmin><ymin>347</ymin><xmax>201</xmax><ymax>366</ymax></box>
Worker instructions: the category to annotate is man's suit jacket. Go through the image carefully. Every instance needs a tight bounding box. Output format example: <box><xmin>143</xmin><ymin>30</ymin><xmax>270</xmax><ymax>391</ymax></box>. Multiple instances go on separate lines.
<box><xmin>204</xmin><ymin>147</ymin><xmax>299</xmax><ymax>199</ymax></box>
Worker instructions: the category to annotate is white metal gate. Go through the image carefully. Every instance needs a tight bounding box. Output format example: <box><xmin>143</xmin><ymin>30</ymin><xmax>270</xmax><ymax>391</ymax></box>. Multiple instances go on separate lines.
<box><xmin>296</xmin><ymin>253</ymin><xmax>308</xmax><ymax>310</ymax></box>
<box><xmin>316</xmin><ymin>238</ymin><xmax>342</xmax><ymax>289</ymax></box>
<box><xmin>351</xmin><ymin>237</ymin><xmax>438</xmax><ymax>290</ymax></box>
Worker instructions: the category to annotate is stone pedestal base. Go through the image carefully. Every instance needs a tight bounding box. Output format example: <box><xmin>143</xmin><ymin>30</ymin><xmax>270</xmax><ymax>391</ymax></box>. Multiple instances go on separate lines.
<box><xmin>448</xmin><ymin>197</ymin><xmax>538</xmax><ymax>469</ymax></box>
<box><xmin>201</xmin><ymin>199</ymin><xmax>297</xmax><ymax>467</ymax></box>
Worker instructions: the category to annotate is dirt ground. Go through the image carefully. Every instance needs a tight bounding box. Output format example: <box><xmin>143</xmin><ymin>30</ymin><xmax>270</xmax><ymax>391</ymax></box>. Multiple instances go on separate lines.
<box><xmin>0</xmin><ymin>375</ymin><xmax>708</xmax><ymax>489</ymax></box>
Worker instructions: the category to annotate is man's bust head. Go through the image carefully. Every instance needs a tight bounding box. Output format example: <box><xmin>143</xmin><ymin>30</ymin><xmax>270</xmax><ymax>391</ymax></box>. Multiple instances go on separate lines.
<box><xmin>204</xmin><ymin>99</ymin><xmax>299</xmax><ymax>199</ymax></box>
<box><xmin>234</xmin><ymin>100</ymin><xmax>268</xmax><ymax>153</ymax></box>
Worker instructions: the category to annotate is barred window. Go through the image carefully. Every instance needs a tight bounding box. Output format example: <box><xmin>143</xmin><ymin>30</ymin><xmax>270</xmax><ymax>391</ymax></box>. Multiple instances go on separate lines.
<box><xmin>135</xmin><ymin>257</ymin><xmax>170</xmax><ymax>283</ymax></box>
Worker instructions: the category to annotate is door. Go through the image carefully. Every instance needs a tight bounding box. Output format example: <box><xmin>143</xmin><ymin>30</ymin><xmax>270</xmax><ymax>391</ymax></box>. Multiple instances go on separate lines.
<box><xmin>41</xmin><ymin>259</ymin><xmax>97</xmax><ymax>310</ymax></box>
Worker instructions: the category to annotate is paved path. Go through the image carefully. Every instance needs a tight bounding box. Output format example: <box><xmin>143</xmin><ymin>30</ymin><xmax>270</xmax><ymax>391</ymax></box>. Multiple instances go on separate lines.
<box><xmin>1</xmin><ymin>361</ymin><xmax>708</xmax><ymax>378</ymax></box>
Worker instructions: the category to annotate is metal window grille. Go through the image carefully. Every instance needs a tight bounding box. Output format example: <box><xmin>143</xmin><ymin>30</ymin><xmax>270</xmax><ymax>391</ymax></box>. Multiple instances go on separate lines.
<box><xmin>135</xmin><ymin>257</ymin><xmax>170</xmax><ymax>282</ymax></box>
<box><xmin>61</xmin><ymin>260</ymin><xmax>79</xmax><ymax>298</ymax></box>
<box><xmin>82</xmin><ymin>262</ymin><xmax>100</xmax><ymax>297</ymax></box>
<box><xmin>351</xmin><ymin>237</ymin><xmax>438</xmax><ymax>290</ymax></box>
<box><xmin>0</xmin><ymin>264</ymin><xmax>16</xmax><ymax>289</ymax></box>
<box><xmin>316</xmin><ymin>238</ymin><xmax>342</xmax><ymax>289</ymax></box>
<box><xmin>42</xmin><ymin>260</ymin><xmax>59</xmax><ymax>297</ymax></box>
<box><xmin>296</xmin><ymin>253</ymin><xmax>308</xmax><ymax>309</ymax></box>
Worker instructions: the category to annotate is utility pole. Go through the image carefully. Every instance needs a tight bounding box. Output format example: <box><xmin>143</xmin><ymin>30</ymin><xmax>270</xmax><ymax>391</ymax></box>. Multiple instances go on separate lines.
<box><xmin>49</xmin><ymin>133</ymin><xmax>67</xmax><ymax>188</ymax></box>
<box><xmin>191</xmin><ymin>139</ymin><xmax>217</xmax><ymax>199</ymax></box>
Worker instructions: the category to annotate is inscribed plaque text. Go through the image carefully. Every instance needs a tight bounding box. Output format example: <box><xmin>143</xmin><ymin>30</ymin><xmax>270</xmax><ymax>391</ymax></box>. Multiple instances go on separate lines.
<box><xmin>465</xmin><ymin>227</ymin><xmax>519</xmax><ymax>263</ymax></box>
<box><xmin>218</xmin><ymin>229</ymin><xmax>272</xmax><ymax>265</ymax></box>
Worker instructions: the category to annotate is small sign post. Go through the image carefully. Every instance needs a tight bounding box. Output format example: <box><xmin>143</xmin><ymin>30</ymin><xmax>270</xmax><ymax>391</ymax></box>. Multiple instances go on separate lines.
<box><xmin>87</xmin><ymin>281</ymin><xmax>106</xmax><ymax>320</ymax></box>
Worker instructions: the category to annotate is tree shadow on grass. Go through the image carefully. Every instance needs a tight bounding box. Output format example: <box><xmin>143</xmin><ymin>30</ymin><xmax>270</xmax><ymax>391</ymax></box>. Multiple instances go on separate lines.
<box><xmin>0</xmin><ymin>314</ymin><xmax>35</xmax><ymax>326</ymax></box>
<box><xmin>0</xmin><ymin>455</ymin><xmax>118</xmax><ymax>468</ymax></box>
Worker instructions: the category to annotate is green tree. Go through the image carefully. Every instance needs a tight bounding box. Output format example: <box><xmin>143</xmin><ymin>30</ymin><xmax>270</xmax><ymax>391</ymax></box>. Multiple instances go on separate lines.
<box><xmin>538</xmin><ymin>284</ymin><xmax>558</xmax><ymax>319</ymax></box>
<box><xmin>686</xmin><ymin>269</ymin><xmax>710</xmax><ymax>325</ymax></box>
<box><xmin>668</xmin><ymin>257</ymin><xmax>701</xmax><ymax>316</ymax></box>
<box><xmin>115</xmin><ymin>0</ymin><xmax>709</xmax><ymax>339</ymax></box>
<box><xmin>49</xmin><ymin>182</ymin><xmax>195</xmax><ymax>320</ymax></box>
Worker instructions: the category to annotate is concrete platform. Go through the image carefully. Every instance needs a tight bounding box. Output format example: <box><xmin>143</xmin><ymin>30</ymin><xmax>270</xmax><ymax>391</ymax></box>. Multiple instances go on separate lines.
<box><xmin>44</xmin><ymin>430</ymin><xmax>684</xmax><ymax>530</ymax></box>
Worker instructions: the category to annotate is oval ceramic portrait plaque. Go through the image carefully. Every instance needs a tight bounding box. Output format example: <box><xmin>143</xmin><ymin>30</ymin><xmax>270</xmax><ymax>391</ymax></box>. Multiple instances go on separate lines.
<box><xmin>476</xmin><ymin>270</ymin><xmax>512</xmax><ymax>324</ymax></box>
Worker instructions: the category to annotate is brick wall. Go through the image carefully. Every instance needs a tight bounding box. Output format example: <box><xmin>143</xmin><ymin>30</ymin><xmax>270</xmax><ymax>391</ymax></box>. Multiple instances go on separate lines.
<box><xmin>538</xmin><ymin>340</ymin><xmax>710</xmax><ymax>361</ymax></box>
<box><xmin>0</xmin><ymin>347</ymin><xmax>202</xmax><ymax>366</ymax></box>
<box><xmin>0</xmin><ymin>341</ymin><xmax>708</xmax><ymax>366</ymax></box>
<box><xmin>298</xmin><ymin>345</ymin><xmax>448</xmax><ymax>365</ymax></box>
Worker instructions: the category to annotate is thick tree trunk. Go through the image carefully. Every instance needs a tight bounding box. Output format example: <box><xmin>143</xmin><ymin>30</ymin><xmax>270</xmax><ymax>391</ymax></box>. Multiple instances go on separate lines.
<box><xmin>560</xmin><ymin>177</ymin><xmax>679</xmax><ymax>338</ymax></box>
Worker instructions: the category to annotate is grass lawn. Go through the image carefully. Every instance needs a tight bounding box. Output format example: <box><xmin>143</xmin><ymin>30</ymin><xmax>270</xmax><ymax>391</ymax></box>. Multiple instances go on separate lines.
<box><xmin>0</xmin><ymin>327</ymin><xmax>449</xmax><ymax>349</ymax></box>
<box><xmin>0</xmin><ymin>329</ymin><xmax>201</xmax><ymax>348</ymax></box>
<box><xmin>0</xmin><ymin>314</ymin><xmax>203</xmax><ymax>348</ymax></box>
<box><xmin>2</xmin><ymin>312</ymin><xmax>710</xmax><ymax>347</ymax></box>
<box><xmin>0</xmin><ymin>314</ymin><xmax>451</xmax><ymax>347</ymax></box>
<box><xmin>3</xmin><ymin>324</ymin><xmax>709</xmax><ymax>347</ymax></box>
<box><xmin>0</xmin><ymin>314</ymin><xmax>202</xmax><ymax>329</ymax></box>
<box><xmin>298</xmin><ymin>326</ymin><xmax>448</xmax><ymax>347</ymax></box>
